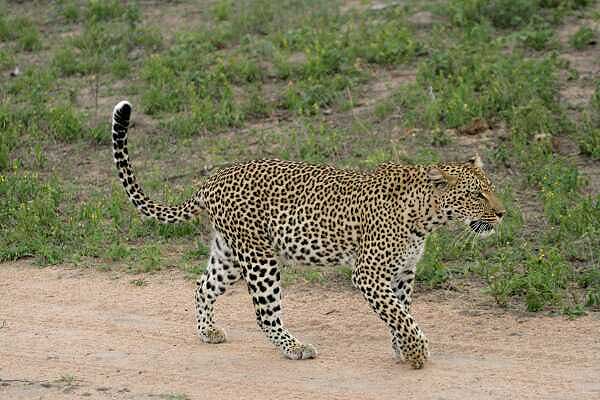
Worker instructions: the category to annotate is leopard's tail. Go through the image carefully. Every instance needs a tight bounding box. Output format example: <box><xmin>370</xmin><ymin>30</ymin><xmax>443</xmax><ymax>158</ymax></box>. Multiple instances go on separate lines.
<box><xmin>111</xmin><ymin>101</ymin><xmax>204</xmax><ymax>223</ymax></box>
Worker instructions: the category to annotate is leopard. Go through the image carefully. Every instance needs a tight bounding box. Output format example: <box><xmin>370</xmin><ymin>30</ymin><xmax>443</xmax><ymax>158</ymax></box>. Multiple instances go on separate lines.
<box><xmin>111</xmin><ymin>100</ymin><xmax>505</xmax><ymax>369</ymax></box>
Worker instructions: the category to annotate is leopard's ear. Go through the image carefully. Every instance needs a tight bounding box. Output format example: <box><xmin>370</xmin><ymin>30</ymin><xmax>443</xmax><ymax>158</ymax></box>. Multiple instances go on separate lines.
<box><xmin>468</xmin><ymin>153</ymin><xmax>484</xmax><ymax>169</ymax></box>
<box><xmin>428</xmin><ymin>167</ymin><xmax>458</xmax><ymax>187</ymax></box>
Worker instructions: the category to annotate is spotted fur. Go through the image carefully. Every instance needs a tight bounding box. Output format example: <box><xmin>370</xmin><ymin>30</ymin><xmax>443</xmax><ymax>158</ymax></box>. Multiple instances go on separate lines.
<box><xmin>111</xmin><ymin>101</ymin><xmax>505</xmax><ymax>368</ymax></box>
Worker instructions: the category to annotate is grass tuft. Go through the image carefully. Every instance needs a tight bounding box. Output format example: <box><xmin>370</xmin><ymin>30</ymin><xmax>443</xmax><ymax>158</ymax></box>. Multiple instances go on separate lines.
<box><xmin>570</xmin><ymin>26</ymin><xmax>597</xmax><ymax>50</ymax></box>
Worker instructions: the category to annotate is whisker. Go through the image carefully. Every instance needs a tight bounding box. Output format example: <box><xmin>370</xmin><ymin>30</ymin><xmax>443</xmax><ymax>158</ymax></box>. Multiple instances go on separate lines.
<box><xmin>457</xmin><ymin>225</ymin><xmax>473</xmax><ymax>251</ymax></box>
<box><xmin>496</xmin><ymin>222</ymin><xmax>502</xmax><ymax>244</ymax></box>
<box><xmin>453</xmin><ymin>226</ymin><xmax>471</xmax><ymax>249</ymax></box>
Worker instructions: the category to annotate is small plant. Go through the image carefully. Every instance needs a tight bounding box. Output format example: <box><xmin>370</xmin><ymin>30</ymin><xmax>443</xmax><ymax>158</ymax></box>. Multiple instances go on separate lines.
<box><xmin>350</xmin><ymin>13</ymin><xmax>419</xmax><ymax>65</ymax></box>
<box><xmin>0</xmin><ymin>16</ymin><xmax>42</xmax><ymax>51</ymax></box>
<box><xmin>0</xmin><ymin>144</ymin><xmax>9</xmax><ymax>171</ymax></box>
<box><xmin>243</xmin><ymin>86</ymin><xmax>271</xmax><ymax>119</ymax></box>
<box><xmin>336</xmin><ymin>266</ymin><xmax>353</xmax><ymax>281</ymax></box>
<box><xmin>570</xmin><ymin>26</ymin><xmax>596</xmax><ymax>50</ymax></box>
<box><xmin>0</xmin><ymin>48</ymin><xmax>15</xmax><ymax>70</ymax></box>
<box><xmin>522</xmin><ymin>249</ymin><xmax>570</xmax><ymax>311</ymax></box>
<box><xmin>286</xmin><ymin>123</ymin><xmax>343</xmax><ymax>163</ymax></box>
<box><xmin>578</xmin><ymin>125</ymin><xmax>600</xmax><ymax>159</ymax></box>
<box><xmin>431</xmin><ymin>127</ymin><xmax>453</xmax><ymax>146</ymax></box>
<box><xmin>578</xmin><ymin>82</ymin><xmax>600</xmax><ymax>158</ymax></box>
<box><xmin>58</xmin><ymin>0</ymin><xmax>80</xmax><ymax>23</ymax></box>
<box><xmin>133</xmin><ymin>245</ymin><xmax>163</xmax><ymax>273</ymax></box>
<box><xmin>183</xmin><ymin>241</ymin><xmax>210</xmax><ymax>261</ymax></box>
<box><xmin>212</xmin><ymin>0</ymin><xmax>233</xmax><ymax>21</ymax></box>
<box><xmin>302</xmin><ymin>269</ymin><xmax>325</xmax><ymax>284</ymax></box>
<box><xmin>562</xmin><ymin>304</ymin><xmax>586</xmax><ymax>318</ymax></box>
<box><xmin>107</xmin><ymin>243</ymin><xmax>130</xmax><ymax>261</ymax></box>
<box><xmin>481</xmin><ymin>247</ymin><xmax>572</xmax><ymax>311</ymax></box>
<box><xmin>518</xmin><ymin>23</ymin><xmax>556</xmax><ymax>51</ymax></box>
<box><xmin>0</xmin><ymin>15</ymin><xmax>9</xmax><ymax>41</ymax></box>
<box><xmin>52</xmin><ymin>47</ymin><xmax>83</xmax><ymax>77</ymax></box>
<box><xmin>449</xmin><ymin>0</ymin><xmax>537</xmax><ymax>28</ymax></box>
<box><xmin>85</xmin><ymin>0</ymin><xmax>130</xmax><ymax>23</ymax></box>
<box><xmin>16</xmin><ymin>23</ymin><xmax>42</xmax><ymax>52</ymax></box>
<box><xmin>416</xmin><ymin>233</ymin><xmax>450</xmax><ymax>287</ymax></box>
<box><xmin>362</xmin><ymin>149</ymin><xmax>392</xmax><ymax>168</ymax></box>
<box><xmin>47</xmin><ymin>105</ymin><xmax>86</xmax><ymax>143</ymax></box>
<box><xmin>56</xmin><ymin>374</ymin><xmax>77</xmax><ymax>387</ymax></box>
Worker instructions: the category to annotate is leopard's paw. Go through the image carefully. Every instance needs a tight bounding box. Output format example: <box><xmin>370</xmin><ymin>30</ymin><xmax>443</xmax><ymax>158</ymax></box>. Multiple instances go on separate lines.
<box><xmin>394</xmin><ymin>330</ymin><xmax>429</xmax><ymax>369</ymax></box>
<box><xmin>405</xmin><ymin>333</ymin><xmax>429</xmax><ymax>369</ymax></box>
<box><xmin>283</xmin><ymin>342</ymin><xmax>318</xmax><ymax>360</ymax></box>
<box><xmin>199</xmin><ymin>326</ymin><xmax>227</xmax><ymax>344</ymax></box>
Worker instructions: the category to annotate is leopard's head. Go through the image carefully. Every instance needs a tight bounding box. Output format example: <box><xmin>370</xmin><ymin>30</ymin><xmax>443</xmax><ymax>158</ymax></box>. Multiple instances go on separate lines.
<box><xmin>428</xmin><ymin>154</ymin><xmax>505</xmax><ymax>237</ymax></box>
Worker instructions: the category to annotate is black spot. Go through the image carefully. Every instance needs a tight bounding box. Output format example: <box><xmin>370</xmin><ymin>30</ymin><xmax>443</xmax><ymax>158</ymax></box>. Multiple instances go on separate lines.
<box><xmin>115</xmin><ymin>102</ymin><xmax>131</xmax><ymax>122</ymax></box>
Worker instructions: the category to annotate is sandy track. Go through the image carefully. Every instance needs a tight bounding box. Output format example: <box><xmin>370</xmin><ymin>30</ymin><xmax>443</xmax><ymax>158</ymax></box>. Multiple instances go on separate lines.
<box><xmin>1</xmin><ymin>264</ymin><xmax>599</xmax><ymax>400</ymax></box>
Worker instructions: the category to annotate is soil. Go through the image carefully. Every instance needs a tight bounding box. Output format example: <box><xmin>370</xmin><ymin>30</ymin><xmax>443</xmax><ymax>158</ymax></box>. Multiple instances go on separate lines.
<box><xmin>2</xmin><ymin>263</ymin><xmax>600</xmax><ymax>400</ymax></box>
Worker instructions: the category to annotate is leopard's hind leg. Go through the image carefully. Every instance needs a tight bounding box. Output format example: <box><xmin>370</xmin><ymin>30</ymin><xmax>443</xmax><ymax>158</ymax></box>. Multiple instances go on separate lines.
<box><xmin>240</xmin><ymin>248</ymin><xmax>317</xmax><ymax>360</ymax></box>
<box><xmin>195</xmin><ymin>232</ymin><xmax>241</xmax><ymax>344</ymax></box>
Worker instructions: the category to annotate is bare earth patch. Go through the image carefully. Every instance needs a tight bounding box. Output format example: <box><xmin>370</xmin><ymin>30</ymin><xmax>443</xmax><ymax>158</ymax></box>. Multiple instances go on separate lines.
<box><xmin>1</xmin><ymin>263</ymin><xmax>600</xmax><ymax>400</ymax></box>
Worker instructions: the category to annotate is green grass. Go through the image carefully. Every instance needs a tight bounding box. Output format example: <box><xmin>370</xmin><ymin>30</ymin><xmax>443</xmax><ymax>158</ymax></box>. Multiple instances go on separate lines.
<box><xmin>0</xmin><ymin>15</ymin><xmax>42</xmax><ymax>51</ymax></box>
<box><xmin>0</xmin><ymin>172</ymin><xmax>204</xmax><ymax>272</ymax></box>
<box><xmin>448</xmin><ymin>0</ymin><xmax>591</xmax><ymax>28</ymax></box>
<box><xmin>570</xmin><ymin>25</ymin><xmax>597</xmax><ymax>49</ymax></box>
<box><xmin>516</xmin><ymin>22</ymin><xmax>557</xmax><ymax>51</ymax></box>
<box><xmin>480</xmin><ymin>246</ymin><xmax>571</xmax><ymax>311</ymax></box>
<box><xmin>578</xmin><ymin>81</ymin><xmax>600</xmax><ymax>158</ymax></box>
<box><xmin>0</xmin><ymin>0</ymin><xmax>599</xmax><ymax>314</ymax></box>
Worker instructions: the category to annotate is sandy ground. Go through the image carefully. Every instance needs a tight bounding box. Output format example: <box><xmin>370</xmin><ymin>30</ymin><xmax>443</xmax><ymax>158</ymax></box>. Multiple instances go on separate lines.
<box><xmin>1</xmin><ymin>264</ymin><xmax>600</xmax><ymax>400</ymax></box>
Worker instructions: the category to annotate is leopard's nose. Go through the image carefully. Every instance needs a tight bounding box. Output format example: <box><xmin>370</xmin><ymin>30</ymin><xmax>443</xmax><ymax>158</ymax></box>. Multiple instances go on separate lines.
<box><xmin>495</xmin><ymin>210</ymin><xmax>505</xmax><ymax>219</ymax></box>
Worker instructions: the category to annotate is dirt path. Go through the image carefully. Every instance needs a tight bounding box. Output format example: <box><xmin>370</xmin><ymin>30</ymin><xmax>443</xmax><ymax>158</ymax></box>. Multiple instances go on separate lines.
<box><xmin>1</xmin><ymin>264</ymin><xmax>600</xmax><ymax>400</ymax></box>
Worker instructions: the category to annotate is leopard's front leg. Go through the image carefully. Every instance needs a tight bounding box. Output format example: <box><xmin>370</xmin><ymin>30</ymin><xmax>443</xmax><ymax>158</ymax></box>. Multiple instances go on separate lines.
<box><xmin>390</xmin><ymin>239</ymin><xmax>424</xmax><ymax>361</ymax></box>
<box><xmin>390</xmin><ymin>269</ymin><xmax>416</xmax><ymax>363</ymax></box>
<box><xmin>353</xmin><ymin>262</ymin><xmax>429</xmax><ymax>369</ymax></box>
